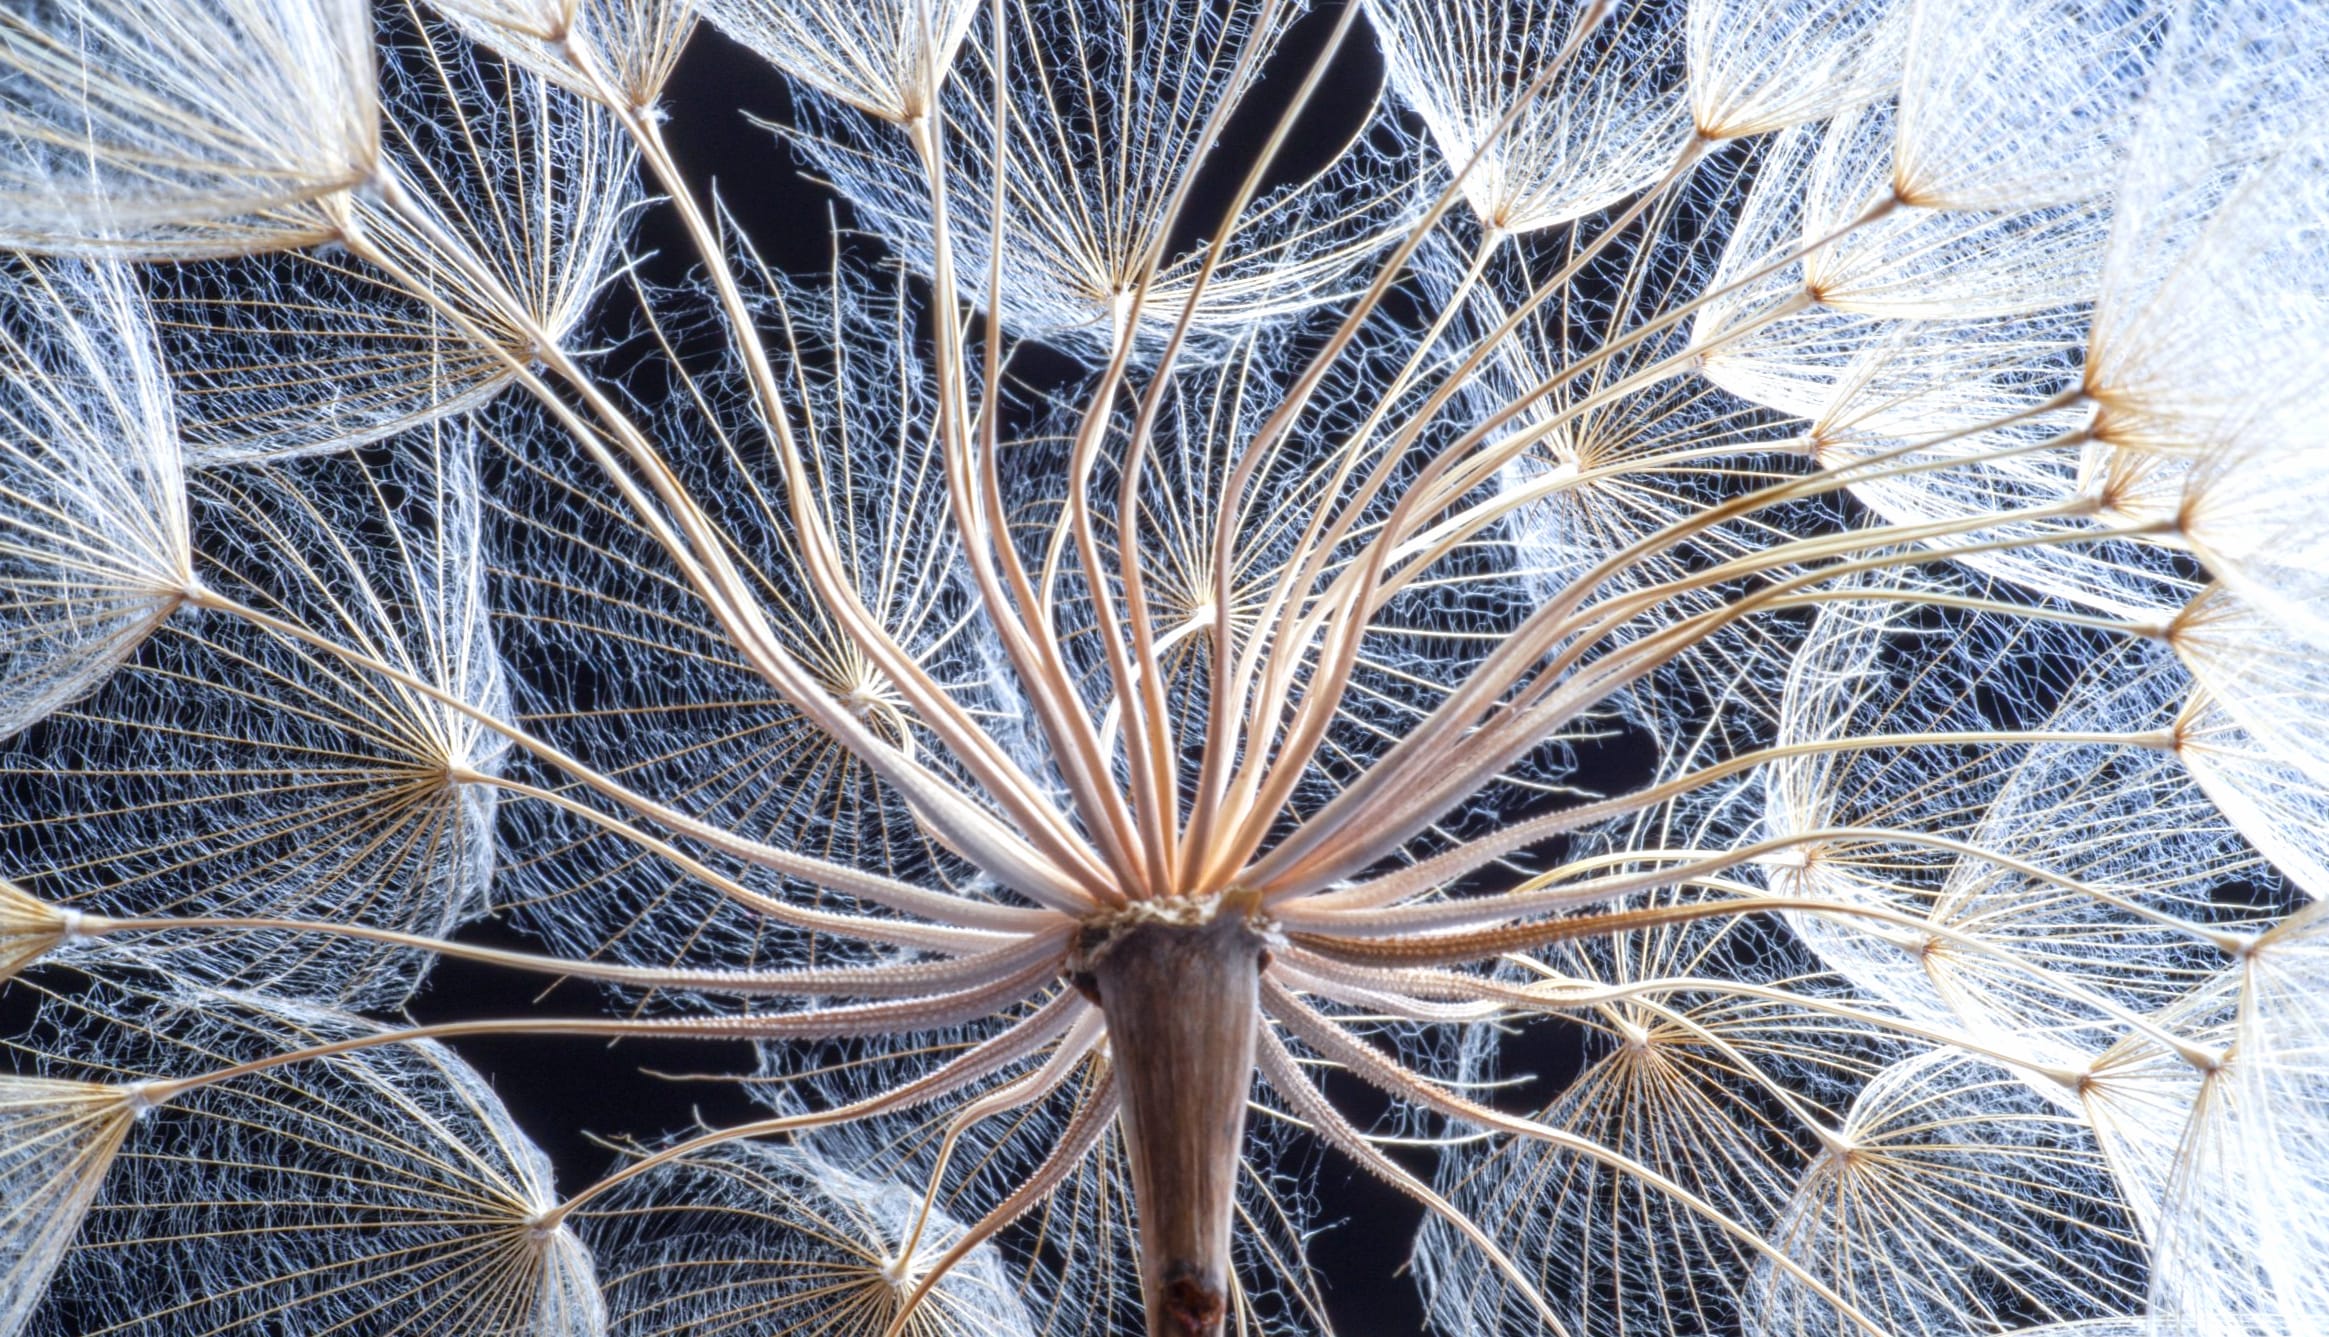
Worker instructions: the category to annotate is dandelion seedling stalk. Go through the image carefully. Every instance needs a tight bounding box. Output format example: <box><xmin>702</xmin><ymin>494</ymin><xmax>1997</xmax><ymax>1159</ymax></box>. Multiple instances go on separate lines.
<box><xmin>1</xmin><ymin>1</ymin><xmax>2327</xmax><ymax>1335</ymax></box>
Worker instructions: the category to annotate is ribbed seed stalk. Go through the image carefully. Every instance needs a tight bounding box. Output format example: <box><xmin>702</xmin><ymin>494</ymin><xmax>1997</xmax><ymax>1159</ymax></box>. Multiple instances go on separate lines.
<box><xmin>1086</xmin><ymin>910</ymin><xmax>1266</xmax><ymax>1337</ymax></box>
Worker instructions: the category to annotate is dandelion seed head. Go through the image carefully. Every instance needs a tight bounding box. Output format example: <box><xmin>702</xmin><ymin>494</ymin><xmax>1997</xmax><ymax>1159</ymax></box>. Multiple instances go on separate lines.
<box><xmin>2</xmin><ymin>1</ymin><xmax>2326</xmax><ymax>1334</ymax></box>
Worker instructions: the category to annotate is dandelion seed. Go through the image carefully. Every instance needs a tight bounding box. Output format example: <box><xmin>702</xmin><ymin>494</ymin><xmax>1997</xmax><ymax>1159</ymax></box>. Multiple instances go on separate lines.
<box><xmin>1765</xmin><ymin>590</ymin><xmax>2272</xmax><ymax>1081</ymax></box>
<box><xmin>438</xmin><ymin>0</ymin><xmax>695</xmax><ymax>110</ymax></box>
<box><xmin>587</xmin><ymin>1137</ymin><xmax>1037</xmax><ymax>1337</ymax></box>
<box><xmin>2215</xmin><ymin>904</ymin><xmax>2329</xmax><ymax>1324</ymax></box>
<box><xmin>425</xmin><ymin>0</ymin><xmax>575</xmax><ymax>43</ymax></box>
<box><xmin>154</xmin><ymin>3</ymin><xmax>639</xmax><ymax>464</ymax></box>
<box><xmin>0</xmin><ymin>256</ymin><xmax>189</xmax><ymax>740</ymax></box>
<box><xmin>2136</xmin><ymin>974</ymin><xmax>2277</xmax><ymax>1333</ymax></box>
<box><xmin>1796</xmin><ymin>100</ymin><xmax>2111</xmax><ymax>319</ymax></box>
<box><xmin>1370</xmin><ymin>0</ymin><xmax>1694</xmax><ymax>235</ymax></box>
<box><xmin>1419</xmin><ymin>901</ymin><xmax>1890</xmax><ymax>1337</ymax></box>
<box><xmin>692</xmin><ymin>0</ymin><xmax>984</xmax><ymax>123</ymax></box>
<box><xmin>22</xmin><ymin>983</ymin><xmax>606</xmax><ymax>1337</ymax></box>
<box><xmin>0</xmin><ymin>0</ymin><xmax>377</xmax><ymax>257</ymax></box>
<box><xmin>1750</xmin><ymin>1049</ymin><xmax>2143</xmax><ymax>1337</ymax></box>
<box><xmin>0</xmin><ymin>879</ymin><xmax>72</xmax><ymax>985</ymax></box>
<box><xmin>2172</xmin><ymin>689</ymin><xmax>2329</xmax><ymax>901</ymax></box>
<box><xmin>1</xmin><ymin>429</ymin><xmax>509</xmax><ymax>1005</ymax></box>
<box><xmin>2166</xmin><ymin>587</ymin><xmax>2328</xmax><ymax>784</ymax></box>
<box><xmin>797</xmin><ymin>0</ymin><xmax>1411</xmax><ymax>357</ymax></box>
<box><xmin>1890</xmin><ymin>0</ymin><xmax>2168</xmax><ymax>211</ymax></box>
<box><xmin>0</xmin><ymin>1076</ymin><xmax>139</xmax><ymax>1337</ymax></box>
<box><xmin>1684</xmin><ymin>0</ymin><xmax>1904</xmax><ymax>141</ymax></box>
<box><xmin>488</xmin><ymin>266</ymin><xmax>1022</xmax><ymax>973</ymax></box>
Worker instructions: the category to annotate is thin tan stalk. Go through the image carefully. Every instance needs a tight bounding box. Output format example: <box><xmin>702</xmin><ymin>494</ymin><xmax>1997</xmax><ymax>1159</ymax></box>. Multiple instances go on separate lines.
<box><xmin>133</xmin><ymin>954</ymin><xmax>1071</xmax><ymax>1108</ymax></box>
<box><xmin>544</xmin><ymin>989</ymin><xmax>1093</xmax><ymax>1225</ymax></box>
<box><xmin>882</xmin><ymin>1067</ymin><xmax>1123</xmax><ymax>1337</ymax></box>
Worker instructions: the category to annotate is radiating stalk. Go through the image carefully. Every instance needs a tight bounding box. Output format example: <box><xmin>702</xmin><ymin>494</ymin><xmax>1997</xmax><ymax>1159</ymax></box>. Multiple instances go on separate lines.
<box><xmin>1085</xmin><ymin>909</ymin><xmax>1267</xmax><ymax>1337</ymax></box>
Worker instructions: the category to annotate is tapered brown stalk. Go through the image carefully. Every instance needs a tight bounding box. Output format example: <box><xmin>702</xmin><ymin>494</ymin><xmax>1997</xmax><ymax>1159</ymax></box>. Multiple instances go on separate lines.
<box><xmin>1082</xmin><ymin>907</ymin><xmax>1267</xmax><ymax>1337</ymax></box>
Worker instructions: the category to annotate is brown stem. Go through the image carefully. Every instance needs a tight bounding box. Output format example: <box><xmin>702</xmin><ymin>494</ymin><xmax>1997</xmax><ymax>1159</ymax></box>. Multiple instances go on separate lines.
<box><xmin>1084</xmin><ymin>909</ymin><xmax>1267</xmax><ymax>1337</ymax></box>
